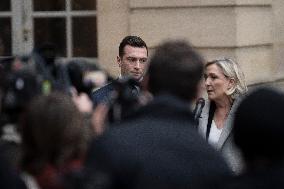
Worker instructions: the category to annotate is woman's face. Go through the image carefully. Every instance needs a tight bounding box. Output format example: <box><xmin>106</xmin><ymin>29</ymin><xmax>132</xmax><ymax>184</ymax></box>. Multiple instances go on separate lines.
<box><xmin>204</xmin><ymin>63</ymin><xmax>232</xmax><ymax>101</ymax></box>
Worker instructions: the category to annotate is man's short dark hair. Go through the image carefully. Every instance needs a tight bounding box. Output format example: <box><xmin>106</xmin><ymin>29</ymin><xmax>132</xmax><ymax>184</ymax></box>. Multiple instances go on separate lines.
<box><xmin>119</xmin><ymin>36</ymin><xmax>148</xmax><ymax>57</ymax></box>
<box><xmin>148</xmin><ymin>40</ymin><xmax>204</xmax><ymax>100</ymax></box>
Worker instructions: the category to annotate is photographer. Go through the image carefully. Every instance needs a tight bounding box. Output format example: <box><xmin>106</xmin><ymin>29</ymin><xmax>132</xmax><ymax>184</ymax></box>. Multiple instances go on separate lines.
<box><xmin>0</xmin><ymin>44</ymin><xmax>108</xmax><ymax>165</ymax></box>
<box><xmin>33</xmin><ymin>44</ymin><xmax>108</xmax><ymax>115</ymax></box>
<box><xmin>0</xmin><ymin>57</ymin><xmax>43</xmax><ymax>170</ymax></box>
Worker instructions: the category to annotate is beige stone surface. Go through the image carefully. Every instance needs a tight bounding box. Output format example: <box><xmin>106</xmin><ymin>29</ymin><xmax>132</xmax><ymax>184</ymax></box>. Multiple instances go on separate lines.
<box><xmin>236</xmin><ymin>6</ymin><xmax>272</xmax><ymax>46</ymax></box>
<box><xmin>197</xmin><ymin>47</ymin><xmax>237</xmax><ymax>62</ymax></box>
<box><xmin>130</xmin><ymin>7</ymin><xmax>237</xmax><ymax>48</ymax></box>
<box><xmin>130</xmin><ymin>6</ymin><xmax>272</xmax><ymax>48</ymax></box>
<box><xmin>130</xmin><ymin>0</ymin><xmax>271</xmax><ymax>8</ymax></box>
<box><xmin>235</xmin><ymin>45</ymin><xmax>273</xmax><ymax>84</ymax></box>
<box><xmin>272</xmin><ymin>0</ymin><xmax>284</xmax><ymax>79</ymax></box>
<box><xmin>97</xmin><ymin>0</ymin><xmax>129</xmax><ymax>77</ymax></box>
<box><xmin>97</xmin><ymin>0</ymin><xmax>284</xmax><ymax>86</ymax></box>
<box><xmin>273</xmin><ymin>44</ymin><xmax>284</xmax><ymax>79</ymax></box>
<box><xmin>198</xmin><ymin>45</ymin><xmax>273</xmax><ymax>85</ymax></box>
<box><xmin>236</xmin><ymin>0</ymin><xmax>271</xmax><ymax>5</ymax></box>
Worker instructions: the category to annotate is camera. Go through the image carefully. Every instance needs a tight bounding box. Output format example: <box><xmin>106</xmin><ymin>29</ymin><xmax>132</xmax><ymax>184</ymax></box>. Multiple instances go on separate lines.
<box><xmin>66</xmin><ymin>59</ymin><xmax>101</xmax><ymax>97</ymax></box>
<box><xmin>107</xmin><ymin>77</ymin><xmax>141</xmax><ymax>123</ymax></box>
<box><xmin>0</xmin><ymin>47</ymin><xmax>102</xmax><ymax>125</ymax></box>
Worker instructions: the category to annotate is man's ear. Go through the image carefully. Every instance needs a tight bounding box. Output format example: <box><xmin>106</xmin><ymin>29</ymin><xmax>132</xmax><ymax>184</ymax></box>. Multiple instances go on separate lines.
<box><xmin>117</xmin><ymin>56</ymin><xmax>122</xmax><ymax>67</ymax></box>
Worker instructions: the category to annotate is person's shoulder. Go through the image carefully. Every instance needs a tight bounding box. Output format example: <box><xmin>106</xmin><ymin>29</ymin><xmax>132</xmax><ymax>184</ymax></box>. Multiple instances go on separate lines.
<box><xmin>93</xmin><ymin>82</ymin><xmax>115</xmax><ymax>95</ymax></box>
<box><xmin>91</xmin><ymin>82</ymin><xmax>115</xmax><ymax>105</ymax></box>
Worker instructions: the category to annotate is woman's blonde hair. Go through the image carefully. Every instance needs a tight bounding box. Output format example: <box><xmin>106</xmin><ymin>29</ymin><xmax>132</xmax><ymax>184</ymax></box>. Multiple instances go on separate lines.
<box><xmin>205</xmin><ymin>58</ymin><xmax>248</xmax><ymax>99</ymax></box>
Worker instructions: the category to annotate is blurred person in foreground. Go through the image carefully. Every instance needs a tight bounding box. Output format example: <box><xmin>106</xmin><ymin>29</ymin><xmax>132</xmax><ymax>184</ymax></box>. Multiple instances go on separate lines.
<box><xmin>20</xmin><ymin>92</ymin><xmax>88</xmax><ymax>189</ymax></box>
<box><xmin>0</xmin><ymin>64</ymin><xmax>27</xmax><ymax>189</ymax></box>
<box><xmin>91</xmin><ymin>35</ymin><xmax>148</xmax><ymax>106</ymax></box>
<box><xmin>198</xmin><ymin>58</ymin><xmax>247</xmax><ymax>174</ymax></box>
<box><xmin>222</xmin><ymin>87</ymin><xmax>284</xmax><ymax>188</ymax></box>
<box><xmin>0</xmin><ymin>57</ymin><xmax>43</xmax><ymax>171</ymax></box>
<box><xmin>84</xmin><ymin>40</ymin><xmax>232</xmax><ymax>189</ymax></box>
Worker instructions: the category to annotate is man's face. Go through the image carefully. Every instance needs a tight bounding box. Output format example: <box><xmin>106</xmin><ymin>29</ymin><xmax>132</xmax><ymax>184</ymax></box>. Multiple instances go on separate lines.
<box><xmin>117</xmin><ymin>45</ymin><xmax>148</xmax><ymax>81</ymax></box>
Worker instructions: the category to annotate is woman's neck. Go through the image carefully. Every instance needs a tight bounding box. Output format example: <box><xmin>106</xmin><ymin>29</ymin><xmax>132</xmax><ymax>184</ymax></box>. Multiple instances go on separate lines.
<box><xmin>213</xmin><ymin>96</ymin><xmax>233</xmax><ymax>129</ymax></box>
<box><xmin>214</xmin><ymin>96</ymin><xmax>232</xmax><ymax>109</ymax></box>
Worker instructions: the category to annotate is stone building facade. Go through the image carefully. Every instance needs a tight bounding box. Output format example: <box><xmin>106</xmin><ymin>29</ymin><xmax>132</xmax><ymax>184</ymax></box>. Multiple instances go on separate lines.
<box><xmin>97</xmin><ymin>0</ymin><xmax>284</xmax><ymax>88</ymax></box>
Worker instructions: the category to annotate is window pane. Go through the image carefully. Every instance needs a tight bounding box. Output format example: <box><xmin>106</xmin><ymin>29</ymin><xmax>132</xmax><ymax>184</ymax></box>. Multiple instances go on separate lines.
<box><xmin>34</xmin><ymin>18</ymin><xmax>66</xmax><ymax>56</ymax></box>
<box><xmin>73</xmin><ymin>17</ymin><xmax>97</xmax><ymax>57</ymax></box>
<box><xmin>33</xmin><ymin>0</ymin><xmax>65</xmax><ymax>11</ymax></box>
<box><xmin>0</xmin><ymin>18</ymin><xmax>11</xmax><ymax>56</ymax></box>
<box><xmin>72</xmin><ymin>0</ymin><xmax>96</xmax><ymax>10</ymax></box>
<box><xmin>0</xmin><ymin>0</ymin><xmax>10</xmax><ymax>11</ymax></box>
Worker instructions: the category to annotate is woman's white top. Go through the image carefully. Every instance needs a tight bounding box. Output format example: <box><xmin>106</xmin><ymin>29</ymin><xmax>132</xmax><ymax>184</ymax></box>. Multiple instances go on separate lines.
<box><xmin>208</xmin><ymin>120</ymin><xmax>223</xmax><ymax>148</ymax></box>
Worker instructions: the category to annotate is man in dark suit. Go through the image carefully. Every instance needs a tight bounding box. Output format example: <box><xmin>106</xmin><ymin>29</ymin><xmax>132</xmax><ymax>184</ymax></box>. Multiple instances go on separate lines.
<box><xmin>84</xmin><ymin>40</ymin><xmax>232</xmax><ymax>189</ymax></box>
<box><xmin>91</xmin><ymin>36</ymin><xmax>148</xmax><ymax>106</ymax></box>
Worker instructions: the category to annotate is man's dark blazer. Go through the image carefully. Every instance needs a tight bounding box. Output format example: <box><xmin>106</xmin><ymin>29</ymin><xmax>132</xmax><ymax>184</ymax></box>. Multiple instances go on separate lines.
<box><xmin>91</xmin><ymin>82</ymin><xmax>115</xmax><ymax>106</ymax></box>
<box><xmin>91</xmin><ymin>79</ymin><xmax>140</xmax><ymax>107</ymax></box>
<box><xmin>84</xmin><ymin>94</ymin><xmax>232</xmax><ymax>189</ymax></box>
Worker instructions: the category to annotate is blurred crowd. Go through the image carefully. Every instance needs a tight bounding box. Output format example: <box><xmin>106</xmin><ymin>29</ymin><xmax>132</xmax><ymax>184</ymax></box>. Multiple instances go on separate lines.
<box><xmin>0</xmin><ymin>36</ymin><xmax>284</xmax><ymax>189</ymax></box>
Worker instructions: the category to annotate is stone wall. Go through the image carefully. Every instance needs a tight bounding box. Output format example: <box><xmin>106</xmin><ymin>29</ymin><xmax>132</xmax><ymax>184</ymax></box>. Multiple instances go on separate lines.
<box><xmin>97</xmin><ymin>0</ymin><xmax>284</xmax><ymax>88</ymax></box>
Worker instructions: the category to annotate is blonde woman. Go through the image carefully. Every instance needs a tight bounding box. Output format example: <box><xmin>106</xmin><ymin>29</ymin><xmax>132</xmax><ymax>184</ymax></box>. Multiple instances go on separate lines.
<box><xmin>198</xmin><ymin>58</ymin><xmax>247</xmax><ymax>174</ymax></box>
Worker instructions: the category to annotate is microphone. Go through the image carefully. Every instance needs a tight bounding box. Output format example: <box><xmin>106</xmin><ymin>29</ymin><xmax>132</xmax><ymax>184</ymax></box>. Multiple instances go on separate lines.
<box><xmin>193</xmin><ymin>98</ymin><xmax>205</xmax><ymax>122</ymax></box>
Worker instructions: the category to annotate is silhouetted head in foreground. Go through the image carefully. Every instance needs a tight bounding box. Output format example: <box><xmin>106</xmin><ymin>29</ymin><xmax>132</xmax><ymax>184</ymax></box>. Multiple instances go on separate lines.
<box><xmin>147</xmin><ymin>40</ymin><xmax>204</xmax><ymax>101</ymax></box>
<box><xmin>234</xmin><ymin>87</ymin><xmax>284</xmax><ymax>170</ymax></box>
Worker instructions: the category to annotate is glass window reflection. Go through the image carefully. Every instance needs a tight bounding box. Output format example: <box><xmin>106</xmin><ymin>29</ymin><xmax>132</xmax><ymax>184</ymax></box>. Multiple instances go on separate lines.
<box><xmin>72</xmin><ymin>0</ymin><xmax>96</xmax><ymax>10</ymax></box>
<box><xmin>33</xmin><ymin>0</ymin><xmax>65</xmax><ymax>11</ymax></box>
<box><xmin>0</xmin><ymin>18</ymin><xmax>11</xmax><ymax>56</ymax></box>
<box><xmin>73</xmin><ymin>17</ymin><xmax>97</xmax><ymax>57</ymax></box>
<box><xmin>34</xmin><ymin>18</ymin><xmax>66</xmax><ymax>56</ymax></box>
<box><xmin>0</xmin><ymin>0</ymin><xmax>10</xmax><ymax>11</ymax></box>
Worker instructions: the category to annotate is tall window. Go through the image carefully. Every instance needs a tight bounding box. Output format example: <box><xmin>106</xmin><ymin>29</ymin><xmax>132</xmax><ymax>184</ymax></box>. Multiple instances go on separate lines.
<box><xmin>0</xmin><ymin>0</ymin><xmax>97</xmax><ymax>58</ymax></box>
<box><xmin>32</xmin><ymin>0</ymin><xmax>97</xmax><ymax>58</ymax></box>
